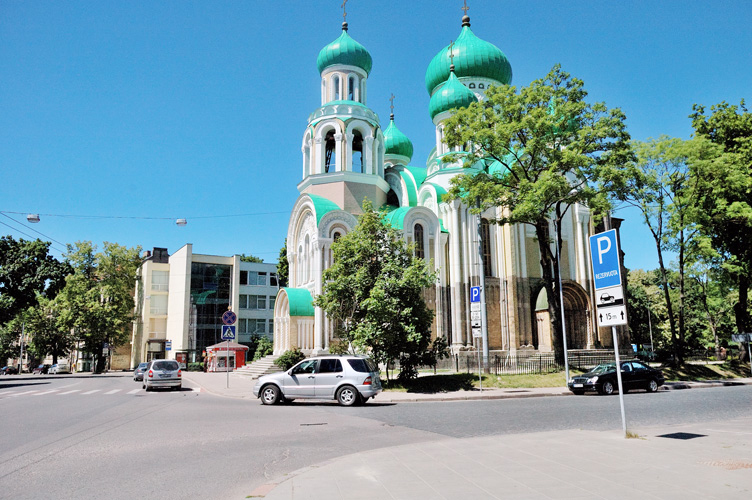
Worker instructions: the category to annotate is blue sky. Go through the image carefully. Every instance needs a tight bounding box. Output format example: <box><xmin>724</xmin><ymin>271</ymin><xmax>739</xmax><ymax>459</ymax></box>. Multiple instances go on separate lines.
<box><xmin>1</xmin><ymin>1</ymin><xmax>750</xmax><ymax>271</ymax></box>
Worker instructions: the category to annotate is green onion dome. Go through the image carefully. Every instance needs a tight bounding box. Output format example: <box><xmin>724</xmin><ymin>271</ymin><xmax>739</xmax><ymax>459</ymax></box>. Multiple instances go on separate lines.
<box><xmin>317</xmin><ymin>22</ymin><xmax>373</xmax><ymax>76</ymax></box>
<box><xmin>425</xmin><ymin>15</ymin><xmax>512</xmax><ymax>95</ymax></box>
<box><xmin>383</xmin><ymin>115</ymin><xmax>414</xmax><ymax>162</ymax></box>
<box><xmin>428</xmin><ymin>67</ymin><xmax>478</xmax><ymax>120</ymax></box>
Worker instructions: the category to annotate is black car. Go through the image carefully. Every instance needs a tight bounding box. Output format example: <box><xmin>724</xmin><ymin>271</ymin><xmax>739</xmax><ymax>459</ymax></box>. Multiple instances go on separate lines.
<box><xmin>568</xmin><ymin>360</ymin><xmax>664</xmax><ymax>395</ymax></box>
<box><xmin>33</xmin><ymin>364</ymin><xmax>51</xmax><ymax>374</ymax></box>
<box><xmin>1</xmin><ymin>366</ymin><xmax>19</xmax><ymax>375</ymax></box>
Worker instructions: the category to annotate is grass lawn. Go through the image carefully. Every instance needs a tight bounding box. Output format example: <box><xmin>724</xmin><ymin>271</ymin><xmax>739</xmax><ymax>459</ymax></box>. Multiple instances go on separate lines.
<box><xmin>381</xmin><ymin>360</ymin><xmax>751</xmax><ymax>393</ymax></box>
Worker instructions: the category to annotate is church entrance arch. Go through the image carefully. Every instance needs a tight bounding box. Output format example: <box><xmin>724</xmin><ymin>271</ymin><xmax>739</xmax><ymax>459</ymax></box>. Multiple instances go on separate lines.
<box><xmin>534</xmin><ymin>282</ymin><xmax>592</xmax><ymax>351</ymax></box>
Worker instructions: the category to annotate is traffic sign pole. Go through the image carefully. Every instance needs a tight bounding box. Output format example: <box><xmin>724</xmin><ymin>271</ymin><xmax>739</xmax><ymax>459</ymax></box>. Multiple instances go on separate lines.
<box><xmin>612</xmin><ymin>326</ymin><xmax>627</xmax><ymax>436</ymax></box>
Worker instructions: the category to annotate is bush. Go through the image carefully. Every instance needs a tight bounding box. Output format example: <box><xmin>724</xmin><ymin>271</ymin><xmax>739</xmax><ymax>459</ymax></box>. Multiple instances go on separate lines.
<box><xmin>328</xmin><ymin>339</ymin><xmax>351</xmax><ymax>355</ymax></box>
<box><xmin>253</xmin><ymin>336</ymin><xmax>273</xmax><ymax>361</ymax></box>
<box><xmin>186</xmin><ymin>362</ymin><xmax>204</xmax><ymax>372</ymax></box>
<box><xmin>274</xmin><ymin>348</ymin><xmax>306</xmax><ymax>370</ymax></box>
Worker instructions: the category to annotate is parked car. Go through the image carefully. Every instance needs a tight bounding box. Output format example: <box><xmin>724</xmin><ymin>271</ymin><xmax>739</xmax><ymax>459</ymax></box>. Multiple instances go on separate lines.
<box><xmin>49</xmin><ymin>363</ymin><xmax>71</xmax><ymax>374</ymax></box>
<box><xmin>133</xmin><ymin>362</ymin><xmax>149</xmax><ymax>381</ymax></box>
<box><xmin>1</xmin><ymin>365</ymin><xmax>19</xmax><ymax>375</ymax></box>
<box><xmin>568</xmin><ymin>360</ymin><xmax>665</xmax><ymax>395</ymax></box>
<box><xmin>32</xmin><ymin>364</ymin><xmax>51</xmax><ymax>374</ymax></box>
<box><xmin>143</xmin><ymin>359</ymin><xmax>182</xmax><ymax>391</ymax></box>
<box><xmin>253</xmin><ymin>355</ymin><xmax>382</xmax><ymax>406</ymax></box>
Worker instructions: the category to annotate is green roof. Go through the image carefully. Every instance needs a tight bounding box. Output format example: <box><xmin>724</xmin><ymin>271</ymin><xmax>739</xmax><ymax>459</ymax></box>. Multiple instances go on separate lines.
<box><xmin>425</xmin><ymin>22</ymin><xmax>512</xmax><ymax>95</ymax></box>
<box><xmin>317</xmin><ymin>27</ymin><xmax>373</xmax><ymax>75</ymax></box>
<box><xmin>307</xmin><ymin>194</ymin><xmax>341</xmax><ymax>224</ymax></box>
<box><xmin>381</xmin><ymin>205</ymin><xmax>410</xmax><ymax>230</ymax></box>
<box><xmin>428</xmin><ymin>70</ymin><xmax>478</xmax><ymax>120</ymax></box>
<box><xmin>282</xmin><ymin>288</ymin><xmax>315</xmax><ymax>317</ymax></box>
<box><xmin>383</xmin><ymin>118</ymin><xmax>413</xmax><ymax>161</ymax></box>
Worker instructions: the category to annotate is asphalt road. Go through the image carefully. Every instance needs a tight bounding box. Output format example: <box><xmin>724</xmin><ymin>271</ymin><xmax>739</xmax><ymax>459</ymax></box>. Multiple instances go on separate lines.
<box><xmin>1</xmin><ymin>373</ymin><xmax>750</xmax><ymax>500</ymax></box>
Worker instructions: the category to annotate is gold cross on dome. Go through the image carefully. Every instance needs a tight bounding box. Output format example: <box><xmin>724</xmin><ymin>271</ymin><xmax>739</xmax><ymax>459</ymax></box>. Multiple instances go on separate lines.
<box><xmin>341</xmin><ymin>0</ymin><xmax>348</xmax><ymax>22</ymax></box>
<box><xmin>448</xmin><ymin>40</ymin><xmax>455</xmax><ymax>65</ymax></box>
<box><xmin>389</xmin><ymin>94</ymin><xmax>395</xmax><ymax>114</ymax></box>
<box><xmin>462</xmin><ymin>0</ymin><xmax>469</xmax><ymax>16</ymax></box>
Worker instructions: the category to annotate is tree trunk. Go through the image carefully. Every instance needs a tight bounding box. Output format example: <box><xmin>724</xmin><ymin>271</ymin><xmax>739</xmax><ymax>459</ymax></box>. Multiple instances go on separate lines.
<box><xmin>655</xmin><ymin>240</ymin><xmax>679</xmax><ymax>365</ymax></box>
<box><xmin>535</xmin><ymin>221</ymin><xmax>563</xmax><ymax>365</ymax></box>
<box><xmin>677</xmin><ymin>227</ymin><xmax>685</xmax><ymax>365</ymax></box>
<box><xmin>735</xmin><ymin>274</ymin><xmax>751</xmax><ymax>334</ymax></box>
<box><xmin>94</xmin><ymin>340</ymin><xmax>107</xmax><ymax>373</ymax></box>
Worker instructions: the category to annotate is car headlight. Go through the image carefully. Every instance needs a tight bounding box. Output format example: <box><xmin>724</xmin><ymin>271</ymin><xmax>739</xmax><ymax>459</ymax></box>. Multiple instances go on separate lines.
<box><xmin>568</xmin><ymin>378</ymin><xmax>574</xmax><ymax>384</ymax></box>
<box><xmin>587</xmin><ymin>376</ymin><xmax>599</xmax><ymax>383</ymax></box>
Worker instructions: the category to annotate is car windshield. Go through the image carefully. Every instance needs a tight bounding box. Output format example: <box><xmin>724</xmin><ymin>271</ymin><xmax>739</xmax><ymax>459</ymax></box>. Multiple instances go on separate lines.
<box><xmin>591</xmin><ymin>363</ymin><xmax>616</xmax><ymax>374</ymax></box>
<box><xmin>153</xmin><ymin>361</ymin><xmax>179</xmax><ymax>371</ymax></box>
<box><xmin>138</xmin><ymin>363</ymin><xmax>148</xmax><ymax>369</ymax></box>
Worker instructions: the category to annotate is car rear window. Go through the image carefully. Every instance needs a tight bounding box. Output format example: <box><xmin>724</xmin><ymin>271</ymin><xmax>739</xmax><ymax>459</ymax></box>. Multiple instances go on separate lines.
<box><xmin>153</xmin><ymin>361</ymin><xmax>179</xmax><ymax>371</ymax></box>
<box><xmin>347</xmin><ymin>358</ymin><xmax>378</xmax><ymax>373</ymax></box>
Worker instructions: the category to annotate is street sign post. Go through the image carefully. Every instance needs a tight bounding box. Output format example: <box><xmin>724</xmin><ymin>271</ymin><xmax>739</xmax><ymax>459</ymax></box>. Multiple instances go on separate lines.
<box><xmin>470</xmin><ymin>286</ymin><xmax>484</xmax><ymax>391</ymax></box>
<box><xmin>221</xmin><ymin>310</ymin><xmax>237</xmax><ymax>388</ymax></box>
<box><xmin>221</xmin><ymin>325</ymin><xmax>236</xmax><ymax>340</ymax></box>
<box><xmin>589</xmin><ymin>228</ymin><xmax>628</xmax><ymax>436</ymax></box>
<box><xmin>165</xmin><ymin>340</ymin><xmax>172</xmax><ymax>351</ymax></box>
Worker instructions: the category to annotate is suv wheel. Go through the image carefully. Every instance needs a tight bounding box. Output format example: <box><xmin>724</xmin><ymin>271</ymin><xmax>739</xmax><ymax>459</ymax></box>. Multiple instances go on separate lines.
<box><xmin>336</xmin><ymin>385</ymin><xmax>360</xmax><ymax>406</ymax></box>
<box><xmin>261</xmin><ymin>385</ymin><xmax>280</xmax><ymax>405</ymax></box>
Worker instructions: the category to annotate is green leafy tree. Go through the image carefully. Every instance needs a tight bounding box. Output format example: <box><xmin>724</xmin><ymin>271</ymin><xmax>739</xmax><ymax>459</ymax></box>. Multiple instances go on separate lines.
<box><xmin>25</xmin><ymin>297</ymin><xmax>76</xmax><ymax>365</ymax></box>
<box><xmin>0</xmin><ymin>236</ymin><xmax>70</xmax><ymax>324</ymax></box>
<box><xmin>690</xmin><ymin>100</ymin><xmax>752</xmax><ymax>339</ymax></box>
<box><xmin>442</xmin><ymin>65</ymin><xmax>632</xmax><ymax>364</ymax></box>
<box><xmin>239</xmin><ymin>254</ymin><xmax>264</xmax><ymax>263</ymax></box>
<box><xmin>314</xmin><ymin>200</ymin><xmax>437</xmax><ymax>381</ymax></box>
<box><xmin>56</xmin><ymin>241</ymin><xmax>141</xmax><ymax>373</ymax></box>
<box><xmin>276</xmin><ymin>239</ymin><xmax>289</xmax><ymax>288</ymax></box>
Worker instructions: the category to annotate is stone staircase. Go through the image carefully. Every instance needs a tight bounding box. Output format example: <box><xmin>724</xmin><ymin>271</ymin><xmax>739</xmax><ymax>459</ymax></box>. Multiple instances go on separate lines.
<box><xmin>234</xmin><ymin>355</ymin><xmax>282</xmax><ymax>379</ymax></box>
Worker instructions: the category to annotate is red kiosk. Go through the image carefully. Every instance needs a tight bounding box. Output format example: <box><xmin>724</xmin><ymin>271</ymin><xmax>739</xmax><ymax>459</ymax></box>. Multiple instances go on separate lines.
<box><xmin>205</xmin><ymin>341</ymin><xmax>249</xmax><ymax>372</ymax></box>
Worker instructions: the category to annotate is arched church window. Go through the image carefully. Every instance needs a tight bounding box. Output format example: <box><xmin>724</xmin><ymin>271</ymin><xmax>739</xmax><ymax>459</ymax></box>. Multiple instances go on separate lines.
<box><xmin>478</xmin><ymin>83</ymin><xmax>485</xmax><ymax>89</ymax></box>
<box><xmin>351</xmin><ymin>130</ymin><xmax>364</xmax><ymax>173</ymax></box>
<box><xmin>348</xmin><ymin>76</ymin><xmax>356</xmax><ymax>101</ymax></box>
<box><xmin>305</xmin><ymin>235</ymin><xmax>311</xmax><ymax>283</ymax></box>
<box><xmin>325</xmin><ymin>130</ymin><xmax>335</xmax><ymax>173</ymax></box>
<box><xmin>333</xmin><ymin>75</ymin><xmax>340</xmax><ymax>100</ymax></box>
<box><xmin>414</xmin><ymin>223</ymin><xmax>425</xmax><ymax>260</ymax></box>
<box><xmin>469</xmin><ymin>83</ymin><xmax>476</xmax><ymax>89</ymax></box>
<box><xmin>481</xmin><ymin>218</ymin><xmax>492</xmax><ymax>276</ymax></box>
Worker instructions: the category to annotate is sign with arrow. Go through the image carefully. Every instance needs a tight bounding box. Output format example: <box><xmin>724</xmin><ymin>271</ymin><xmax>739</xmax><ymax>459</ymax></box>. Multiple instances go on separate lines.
<box><xmin>589</xmin><ymin>230</ymin><xmax>627</xmax><ymax>327</ymax></box>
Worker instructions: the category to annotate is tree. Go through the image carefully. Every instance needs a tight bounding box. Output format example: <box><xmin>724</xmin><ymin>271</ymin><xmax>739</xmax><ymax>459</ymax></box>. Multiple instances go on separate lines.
<box><xmin>0</xmin><ymin>236</ymin><xmax>70</xmax><ymax>324</ymax></box>
<box><xmin>690</xmin><ymin>100</ymin><xmax>752</xmax><ymax>338</ymax></box>
<box><xmin>314</xmin><ymin>201</ymin><xmax>437</xmax><ymax>381</ymax></box>
<box><xmin>24</xmin><ymin>297</ymin><xmax>76</xmax><ymax>365</ymax></box>
<box><xmin>239</xmin><ymin>254</ymin><xmax>264</xmax><ymax>263</ymax></box>
<box><xmin>442</xmin><ymin>65</ymin><xmax>633</xmax><ymax>363</ymax></box>
<box><xmin>276</xmin><ymin>239</ymin><xmax>289</xmax><ymax>288</ymax></box>
<box><xmin>56</xmin><ymin>241</ymin><xmax>141</xmax><ymax>373</ymax></box>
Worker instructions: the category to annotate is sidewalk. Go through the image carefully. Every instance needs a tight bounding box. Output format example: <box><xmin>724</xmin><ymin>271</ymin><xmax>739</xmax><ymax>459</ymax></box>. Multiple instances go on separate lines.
<box><xmin>182</xmin><ymin>372</ymin><xmax>752</xmax><ymax>499</ymax></box>
<box><xmin>181</xmin><ymin>370</ymin><xmax>752</xmax><ymax>403</ymax></box>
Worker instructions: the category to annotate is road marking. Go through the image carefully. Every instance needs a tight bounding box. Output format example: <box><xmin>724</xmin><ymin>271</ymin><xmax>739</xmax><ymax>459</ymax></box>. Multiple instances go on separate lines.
<box><xmin>58</xmin><ymin>390</ymin><xmax>81</xmax><ymax>395</ymax></box>
<box><xmin>9</xmin><ymin>390</ymin><xmax>38</xmax><ymax>397</ymax></box>
<box><xmin>104</xmin><ymin>389</ymin><xmax>120</xmax><ymax>395</ymax></box>
<box><xmin>32</xmin><ymin>390</ymin><xmax>59</xmax><ymax>396</ymax></box>
<box><xmin>81</xmin><ymin>390</ymin><xmax>100</xmax><ymax>395</ymax></box>
<box><xmin>127</xmin><ymin>389</ymin><xmax>141</xmax><ymax>394</ymax></box>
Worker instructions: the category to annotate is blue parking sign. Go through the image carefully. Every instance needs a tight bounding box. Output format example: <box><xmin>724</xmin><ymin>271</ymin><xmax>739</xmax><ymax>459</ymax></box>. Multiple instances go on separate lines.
<box><xmin>589</xmin><ymin>229</ymin><xmax>621</xmax><ymax>290</ymax></box>
<box><xmin>470</xmin><ymin>286</ymin><xmax>481</xmax><ymax>303</ymax></box>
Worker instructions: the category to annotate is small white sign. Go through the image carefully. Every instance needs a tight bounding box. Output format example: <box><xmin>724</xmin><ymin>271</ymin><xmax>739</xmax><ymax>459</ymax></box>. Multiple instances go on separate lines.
<box><xmin>597</xmin><ymin>305</ymin><xmax>628</xmax><ymax>327</ymax></box>
<box><xmin>471</xmin><ymin>319</ymin><xmax>481</xmax><ymax>328</ymax></box>
<box><xmin>470</xmin><ymin>303</ymin><xmax>480</xmax><ymax>312</ymax></box>
<box><xmin>470</xmin><ymin>311</ymin><xmax>481</xmax><ymax>321</ymax></box>
<box><xmin>596</xmin><ymin>285</ymin><xmax>624</xmax><ymax>308</ymax></box>
<box><xmin>472</xmin><ymin>327</ymin><xmax>482</xmax><ymax>338</ymax></box>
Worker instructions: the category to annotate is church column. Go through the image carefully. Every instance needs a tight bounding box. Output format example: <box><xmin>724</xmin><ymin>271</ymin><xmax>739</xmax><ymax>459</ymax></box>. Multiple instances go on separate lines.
<box><xmin>450</xmin><ymin>203</ymin><xmax>464</xmax><ymax>347</ymax></box>
<box><xmin>364</xmin><ymin>136</ymin><xmax>374</xmax><ymax>174</ymax></box>
<box><xmin>313</xmin><ymin>243</ymin><xmax>324</xmax><ymax>354</ymax></box>
<box><xmin>344</xmin><ymin>133</ymin><xmax>354</xmax><ymax>172</ymax></box>
<box><xmin>334</xmin><ymin>133</ymin><xmax>343</xmax><ymax>172</ymax></box>
<box><xmin>314</xmin><ymin>137</ymin><xmax>324</xmax><ymax>174</ymax></box>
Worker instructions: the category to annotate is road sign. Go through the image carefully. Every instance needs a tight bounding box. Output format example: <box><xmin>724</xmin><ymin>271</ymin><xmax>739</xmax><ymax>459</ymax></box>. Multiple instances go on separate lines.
<box><xmin>470</xmin><ymin>311</ymin><xmax>481</xmax><ymax>321</ymax></box>
<box><xmin>222</xmin><ymin>310</ymin><xmax>237</xmax><ymax>326</ymax></box>
<box><xmin>165</xmin><ymin>340</ymin><xmax>172</xmax><ymax>351</ymax></box>
<box><xmin>470</xmin><ymin>302</ymin><xmax>480</xmax><ymax>312</ymax></box>
<box><xmin>221</xmin><ymin>325</ymin><xmax>236</xmax><ymax>340</ymax></box>
<box><xmin>471</xmin><ymin>319</ymin><xmax>481</xmax><ymax>328</ymax></box>
<box><xmin>589</xmin><ymin>229</ymin><xmax>621</xmax><ymax>290</ymax></box>
<box><xmin>597</xmin><ymin>307</ymin><xmax>627</xmax><ymax>327</ymax></box>
<box><xmin>470</xmin><ymin>286</ymin><xmax>481</xmax><ymax>303</ymax></box>
<box><xmin>472</xmin><ymin>327</ymin><xmax>482</xmax><ymax>338</ymax></box>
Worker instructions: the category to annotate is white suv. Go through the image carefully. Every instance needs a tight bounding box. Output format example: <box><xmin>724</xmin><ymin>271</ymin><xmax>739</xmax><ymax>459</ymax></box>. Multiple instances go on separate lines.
<box><xmin>143</xmin><ymin>359</ymin><xmax>182</xmax><ymax>391</ymax></box>
<box><xmin>253</xmin><ymin>355</ymin><xmax>382</xmax><ymax>406</ymax></box>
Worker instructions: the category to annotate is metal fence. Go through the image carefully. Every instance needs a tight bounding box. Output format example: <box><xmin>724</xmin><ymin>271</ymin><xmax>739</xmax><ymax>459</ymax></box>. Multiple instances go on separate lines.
<box><xmin>421</xmin><ymin>349</ymin><xmax>635</xmax><ymax>376</ymax></box>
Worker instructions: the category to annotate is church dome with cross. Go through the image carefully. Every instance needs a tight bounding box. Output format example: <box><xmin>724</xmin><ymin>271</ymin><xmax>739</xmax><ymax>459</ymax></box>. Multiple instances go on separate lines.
<box><xmin>317</xmin><ymin>22</ymin><xmax>373</xmax><ymax>76</ymax></box>
<box><xmin>424</xmin><ymin>13</ymin><xmax>512</xmax><ymax>97</ymax></box>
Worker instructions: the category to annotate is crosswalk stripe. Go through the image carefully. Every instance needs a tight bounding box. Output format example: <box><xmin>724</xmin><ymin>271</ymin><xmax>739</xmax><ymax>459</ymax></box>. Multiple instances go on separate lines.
<box><xmin>127</xmin><ymin>389</ymin><xmax>141</xmax><ymax>394</ymax></box>
<box><xmin>104</xmin><ymin>389</ymin><xmax>120</xmax><ymax>395</ymax></box>
<box><xmin>9</xmin><ymin>390</ymin><xmax>38</xmax><ymax>397</ymax></box>
<box><xmin>33</xmin><ymin>390</ymin><xmax>59</xmax><ymax>396</ymax></box>
<box><xmin>81</xmin><ymin>390</ymin><xmax>100</xmax><ymax>395</ymax></box>
<box><xmin>58</xmin><ymin>390</ymin><xmax>81</xmax><ymax>395</ymax></box>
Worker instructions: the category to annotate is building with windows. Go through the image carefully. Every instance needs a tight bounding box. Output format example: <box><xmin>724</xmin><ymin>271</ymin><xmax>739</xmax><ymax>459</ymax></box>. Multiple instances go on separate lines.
<box><xmin>272</xmin><ymin>10</ymin><xmax>628</xmax><ymax>358</ymax></box>
<box><xmin>131</xmin><ymin>244</ymin><xmax>278</xmax><ymax>368</ymax></box>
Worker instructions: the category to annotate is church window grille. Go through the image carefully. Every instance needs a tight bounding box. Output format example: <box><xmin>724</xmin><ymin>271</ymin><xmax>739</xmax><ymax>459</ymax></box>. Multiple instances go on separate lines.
<box><xmin>481</xmin><ymin>218</ymin><xmax>492</xmax><ymax>276</ymax></box>
<box><xmin>348</xmin><ymin>76</ymin><xmax>356</xmax><ymax>100</ymax></box>
<box><xmin>325</xmin><ymin>130</ymin><xmax>335</xmax><ymax>172</ymax></box>
<box><xmin>415</xmin><ymin>224</ymin><xmax>425</xmax><ymax>260</ymax></box>
<box><xmin>351</xmin><ymin>130</ymin><xmax>364</xmax><ymax>173</ymax></box>
<box><xmin>333</xmin><ymin>75</ymin><xmax>340</xmax><ymax>100</ymax></box>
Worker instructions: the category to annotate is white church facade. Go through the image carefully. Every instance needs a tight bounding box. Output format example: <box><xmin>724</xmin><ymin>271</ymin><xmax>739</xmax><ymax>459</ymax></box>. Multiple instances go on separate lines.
<box><xmin>273</xmin><ymin>11</ymin><xmax>626</xmax><ymax>358</ymax></box>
